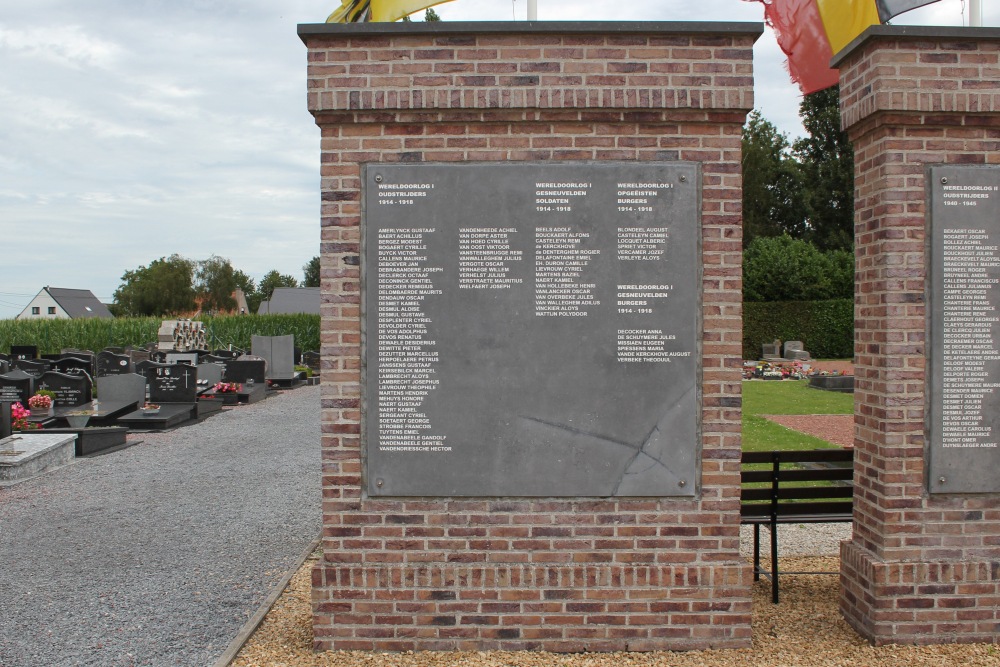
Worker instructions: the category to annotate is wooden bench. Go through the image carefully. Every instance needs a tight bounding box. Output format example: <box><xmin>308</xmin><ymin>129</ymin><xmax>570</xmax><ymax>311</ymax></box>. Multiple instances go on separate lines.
<box><xmin>741</xmin><ymin>449</ymin><xmax>854</xmax><ymax>603</ymax></box>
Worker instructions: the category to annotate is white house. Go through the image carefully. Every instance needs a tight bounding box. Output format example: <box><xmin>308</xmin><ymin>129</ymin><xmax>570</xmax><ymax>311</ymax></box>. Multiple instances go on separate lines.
<box><xmin>17</xmin><ymin>287</ymin><xmax>113</xmax><ymax>320</ymax></box>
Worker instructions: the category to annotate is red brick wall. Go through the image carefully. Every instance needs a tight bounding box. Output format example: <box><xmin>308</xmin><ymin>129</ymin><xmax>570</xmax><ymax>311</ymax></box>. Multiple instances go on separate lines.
<box><xmin>300</xmin><ymin>23</ymin><xmax>758</xmax><ymax>651</ymax></box>
<box><xmin>835</xmin><ymin>28</ymin><xmax>1000</xmax><ymax>645</ymax></box>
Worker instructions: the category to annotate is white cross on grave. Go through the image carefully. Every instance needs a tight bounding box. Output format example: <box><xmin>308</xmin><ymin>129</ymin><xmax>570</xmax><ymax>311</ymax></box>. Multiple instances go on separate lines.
<box><xmin>182</xmin><ymin>370</ymin><xmax>191</xmax><ymax>388</ymax></box>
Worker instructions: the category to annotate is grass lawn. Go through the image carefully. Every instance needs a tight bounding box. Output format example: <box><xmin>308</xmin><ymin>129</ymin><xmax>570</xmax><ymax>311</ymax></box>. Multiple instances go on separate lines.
<box><xmin>742</xmin><ymin>379</ymin><xmax>852</xmax><ymax>452</ymax></box>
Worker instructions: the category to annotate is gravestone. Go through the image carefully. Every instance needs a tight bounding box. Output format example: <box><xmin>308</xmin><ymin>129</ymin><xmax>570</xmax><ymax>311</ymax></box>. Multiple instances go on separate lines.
<box><xmin>165</xmin><ymin>352</ymin><xmax>199</xmax><ymax>366</ymax></box>
<box><xmin>146</xmin><ymin>363</ymin><xmax>199</xmax><ymax>404</ymax></box>
<box><xmin>10</xmin><ymin>345</ymin><xmax>37</xmax><ymax>361</ymax></box>
<box><xmin>53</xmin><ymin>356</ymin><xmax>93</xmax><ymax>377</ymax></box>
<box><xmin>212</xmin><ymin>349</ymin><xmax>241</xmax><ymax>359</ymax></box>
<box><xmin>96</xmin><ymin>374</ymin><xmax>147</xmax><ymax>411</ymax></box>
<box><xmin>127</xmin><ymin>349</ymin><xmax>151</xmax><ymax>366</ymax></box>
<box><xmin>0</xmin><ymin>352</ymin><xmax>9</xmax><ymax>362</ymax></box>
<box><xmin>0</xmin><ymin>370</ymin><xmax>33</xmax><ymax>404</ymax></box>
<box><xmin>0</xmin><ymin>360</ymin><xmax>8</xmax><ymax>375</ymax></box>
<box><xmin>783</xmin><ymin>340</ymin><xmax>810</xmax><ymax>361</ymax></box>
<box><xmin>151</xmin><ymin>351</ymin><xmax>167</xmax><ymax>363</ymax></box>
<box><xmin>196</xmin><ymin>362</ymin><xmax>223</xmax><ymax>387</ymax></box>
<box><xmin>38</xmin><ymin>371</ymin><xmax>92</xmax><ymax>407</ymax></box>
<box><xmin>12</xmin><ymin>358</ymin><xmax>50</xmax><ymax>379</ymax></box>
<box><xmin>134</xmin><ymin>359</ymin><xmax>156</xmax><ymax>374</ymax></box>
<box><xmin>302</xmin><ymin>351</ymin><xmax>321</xmax><ymax>371</ymax></box>
<box><xmin>224</xmin><ymin>358</ymin><xmax>266</xmax><ymax>385</ymax></box>
<box><xmin>251</xmin><ymin>335</ymin><xmax>296</xmax><ymax>381</ymax></box>
<box><xmin>97</xmin><ymin>351</ymin><xmax>132</xmax><ymax>376</ymax></box>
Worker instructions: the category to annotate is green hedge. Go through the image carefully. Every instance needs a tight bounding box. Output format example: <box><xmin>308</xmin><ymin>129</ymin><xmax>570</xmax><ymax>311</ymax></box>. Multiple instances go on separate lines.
<box><xmin>0</xmin><ymin>314</ymin><xmax>320</xmax><ymax>356</ymax></box>
<box><xmin>743</xmin><ymin>299</ymin><xmax>853</xmax><ymax>360</ymax></box>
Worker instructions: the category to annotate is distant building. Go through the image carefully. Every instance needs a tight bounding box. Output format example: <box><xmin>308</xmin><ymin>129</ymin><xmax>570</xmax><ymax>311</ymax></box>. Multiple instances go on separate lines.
<box><xmin>257</xmin><ymin>287</ymin><xmax>321</xmax><ymax>315</ymax></box>
<box><xmin>17</xmin><ymin>287</ymin><xmax>113</xmax><ymax>320</ymax></box>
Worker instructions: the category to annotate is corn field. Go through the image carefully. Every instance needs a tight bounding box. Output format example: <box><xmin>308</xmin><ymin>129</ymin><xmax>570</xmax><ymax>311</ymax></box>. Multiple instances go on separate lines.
<box><xmin>0</xmin><ymin>314</ymin><xmax>320</xmax><ymax>355</ymax></box>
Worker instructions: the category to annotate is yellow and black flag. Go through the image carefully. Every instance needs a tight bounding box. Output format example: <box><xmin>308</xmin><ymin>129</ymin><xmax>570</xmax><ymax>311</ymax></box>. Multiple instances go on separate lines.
<box><xmin>327</xmin><ymin>0</ymin><xmax>454</xmax><ymax>23</ymax></box>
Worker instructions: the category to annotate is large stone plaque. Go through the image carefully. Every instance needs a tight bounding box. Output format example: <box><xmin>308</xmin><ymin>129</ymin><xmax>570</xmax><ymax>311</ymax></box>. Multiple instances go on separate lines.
<box><xmin>363</xmin><ymin>162</ymin><xmax>702</xmax><ymax>497</ymax></box>
<box><xmin>928</xmin><ymin>165</ymin><xmax>1000</xmax><ymax>494</ymax></box>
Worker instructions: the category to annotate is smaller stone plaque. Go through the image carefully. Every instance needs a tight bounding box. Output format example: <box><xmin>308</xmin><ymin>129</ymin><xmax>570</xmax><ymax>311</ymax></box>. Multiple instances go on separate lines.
<box><xmin>39</xmin><ymin>371</ymin><xmax>92</xmax><ymax>407</ymax></box>
<box><xmin>146</xmin><ymin>364</ymin><xmax>199</xmax><ymax>404</ymax></box>
<box><xmin>165</xmin><ymin>352</ymin><xmax>199</xmax><ymax>366</ymax></box>
<box><xmin>97</xmin><ymin>351</ymin><xmax>132</xmax><ymax>376</ymax></box>
<box><xmin>0</xmin><ymin>370</ymin><xmax>33</xmax><ymax>404</ymax></box>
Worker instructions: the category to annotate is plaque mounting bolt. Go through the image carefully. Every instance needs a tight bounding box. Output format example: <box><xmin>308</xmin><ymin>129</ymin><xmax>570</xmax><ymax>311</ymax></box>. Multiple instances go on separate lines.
<box><xmin>938</xmin><ymin>476</ymin><xmax>946</xmax><ymax>484</ymax></box>
<box><xmin>941</xmin><ymin>177</ymin><xmax>948</xmax><ymax>185</ymax></box>
<box><xmin>679</xmin><ymin>175</ymin><xmax>687</xmax><ymax>183</ymax></box>
<box><xmin>376</xmin><ymin>478</ymin><xmax>384</xmax><ymax>488</ymax></box>
<box><xmin>375</xmin><ymin>174</ymin><xmax>383</xmax><ymax>183</ymax></box>
<box><xmin>678</xmin><ymin>479</ymin><xmax>687</xmax><ymax>487</ymax></box>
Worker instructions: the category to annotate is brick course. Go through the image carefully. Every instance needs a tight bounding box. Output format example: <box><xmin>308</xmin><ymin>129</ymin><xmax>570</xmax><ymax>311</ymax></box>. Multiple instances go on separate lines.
<box><xmin>301</xmin><ymin>22</ymin><xmax>758</xmax><ymax>651</ymax></box>
<box><xmin>835</xmin><ymin>27</ymin><xmax>1000</xmax><ymax>645</ymax></box>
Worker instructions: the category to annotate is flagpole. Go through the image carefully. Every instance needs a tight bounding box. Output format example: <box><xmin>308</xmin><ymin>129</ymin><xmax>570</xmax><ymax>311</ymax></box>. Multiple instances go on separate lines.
<box><xmin>970</xmin><ymin>0</ymin><xmax>982</xmax><ymax>26</ymax></box>
<box><xmin>527</xmin><ymin>0</ymin><xmax>537</xmax><ymax>20</ymax></box>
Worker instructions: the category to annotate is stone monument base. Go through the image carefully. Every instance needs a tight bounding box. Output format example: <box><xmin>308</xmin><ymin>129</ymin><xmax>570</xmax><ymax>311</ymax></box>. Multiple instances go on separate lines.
<box><xmin>312</xmin><ymin>561</ymin><xmax>751</xmax><ymax>652</ymax></box>
<box><xmin>840</xmin><ymin>540</ymin><xmax>1000</xmax><ymax>645</ymax></box>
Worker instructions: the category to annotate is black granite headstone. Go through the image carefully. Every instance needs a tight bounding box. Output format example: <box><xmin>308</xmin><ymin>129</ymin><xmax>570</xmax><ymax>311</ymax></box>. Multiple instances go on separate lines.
<box><xmin>38</xmin><ymin>371</ymin><xmax>92</xmax><ymax>407</ymax></box>
<box><xmin>223</xmin><ymin>359</ymin><xmax>266</xmax><ymax>385</ymax></box>
<box><xmin>52</xmin><ymin>356</ymin><xmax>93</xmax><ymax>377</ymax></box>
<box><xmin>0</xmin><ymin>370</ymin><xmax>34</xmax><ymax>405</ymax></box>
<box><xmin>0</xmin><ymin>360</ymin><xmax>8</xmax><ymax>375</ymax></box>
<box><xmin>146</xmin><ymin>364</ymin><xmax>198</xmax><ymax>404</ymax></box>
<box><xmin>10</xmin><ymin>345</ymin><xmax>37</xmax><ymax>361</ymax></box>
<box><xmin>12</xmin><ymin>358</ymin><xmax>50</xmax><ymax>379</ymax></box>
<box><xmin>302</xmin><ymin>351</ymin><xmax>321</xmax><ymax>371</ymax></box>
<box><xmin>212</xmin><ymin>349</ymin><xmax>241</xmax><ymax>359</ymax></box>
<box><xmin>97</xmin><ymin>351</ymin><xmax>132</xmax><ymax>376</ymax></box>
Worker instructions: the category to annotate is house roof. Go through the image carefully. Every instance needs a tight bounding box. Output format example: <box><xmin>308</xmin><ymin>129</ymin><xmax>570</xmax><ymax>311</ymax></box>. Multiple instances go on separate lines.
<box><xmin>257</xmin><ymin>287</ymin><xmax>321</xmax><ymax>315</ymax></box>
<box><xmin>45</xmin><ymin>287</ymin><xmax>113</xmax><ymax>319</ymax></box>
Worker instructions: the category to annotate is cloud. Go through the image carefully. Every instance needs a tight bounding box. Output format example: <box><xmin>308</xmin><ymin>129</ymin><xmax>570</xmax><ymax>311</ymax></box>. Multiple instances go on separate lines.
<box><xmin>0</xmin><ymin>24</ymin><xmax>123</xmax><ymax>69</ymax></box>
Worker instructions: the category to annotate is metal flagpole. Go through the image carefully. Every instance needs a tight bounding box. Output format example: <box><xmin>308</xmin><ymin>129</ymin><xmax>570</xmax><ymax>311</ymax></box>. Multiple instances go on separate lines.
<box><xmin>528</xmin><ymin>0</ymin><xmax>537</xmax><ymax>20</ymax></box>
<box><xmin>970</xmin><ymin>0</ymin><xmax>982</xmax><ymax>26</ymax></box>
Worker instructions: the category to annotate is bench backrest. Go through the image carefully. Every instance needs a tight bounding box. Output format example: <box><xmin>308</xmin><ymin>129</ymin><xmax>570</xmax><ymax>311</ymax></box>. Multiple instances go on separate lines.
<box><xmin>741</xmin><ymin>449</ymin><xmax>854</xmax><ymax>520</ymax></box>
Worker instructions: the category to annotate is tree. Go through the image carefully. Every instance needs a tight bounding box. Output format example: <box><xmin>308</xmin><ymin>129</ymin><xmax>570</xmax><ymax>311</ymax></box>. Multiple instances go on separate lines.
<box><xmin>741</xmin><ymin>110</ymin><xmax>806</xmax><ymax>247</ymax></box>
<box><xmin>794</xmin><ymin>86</ymin><xmax>855</xmax><ymax>251</ymax></box>
<box><xmin>195</xmin><ymin>255</ymin><xmax>238</xmax><ymax>313</ymax></box>
<box><xmin>303</xmin><ymin>256</ymin><xmax>321</xmax><ymax>288</ymax></box>
<box><xmin>113</xmin><ymin>254</ymin><xmax>197</xmax><ymax>316</ymax></box>
<box><xmin>258</xmin><ymin>270</ymin><xmax>298</xmax><ymax>304</ymax></box>
<box><xmin>424</xmin><ymin>7</ymin><xmax>440</xmax><ymax>20</ymax></box>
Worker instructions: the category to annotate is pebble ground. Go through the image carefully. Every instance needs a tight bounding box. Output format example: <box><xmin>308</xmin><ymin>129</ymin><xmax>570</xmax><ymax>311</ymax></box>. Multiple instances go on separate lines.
<box><xmin>0</xmin><ymin>385</ymin><xmax>320</xmax><ymax>667</ymax></box>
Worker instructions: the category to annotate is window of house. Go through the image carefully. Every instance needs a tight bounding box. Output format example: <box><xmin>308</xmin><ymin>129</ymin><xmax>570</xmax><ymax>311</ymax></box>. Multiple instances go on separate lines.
<box><xmin>31</xmin><ymin>307</ymin><xmax>39</xmax><ymax>315</ymax></box>
<box><xmin>47</xmin><ymin>307</ymin><xmax>56</xmax><ymax>315</ymax></box>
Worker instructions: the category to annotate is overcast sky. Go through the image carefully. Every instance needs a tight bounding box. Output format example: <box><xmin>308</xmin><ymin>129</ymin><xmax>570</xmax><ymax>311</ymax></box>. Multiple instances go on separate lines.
<box><xmin>0</xmin><ymin>0</ymin><xmax>992</xmax><ymax>319</ymax></box>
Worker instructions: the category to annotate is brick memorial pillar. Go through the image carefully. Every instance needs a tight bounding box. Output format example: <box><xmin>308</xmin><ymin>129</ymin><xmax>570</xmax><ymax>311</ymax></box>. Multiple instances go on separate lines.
<box><xmin>834</xmin><ymin>27</ymin><xmax>1000</xmax><ymax>644</ymax></box>
<box><xmin>299</xmin><ymin>21</ymin><xmax>760</xmax><ymax>651</ymax></box>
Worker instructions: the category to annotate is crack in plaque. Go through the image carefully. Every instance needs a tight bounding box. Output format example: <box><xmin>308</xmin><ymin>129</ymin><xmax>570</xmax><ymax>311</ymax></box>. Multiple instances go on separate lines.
<box><xmin>519</xmin><ymin>413</ymin><xmax>684</xmax><ymax>496</ymax></box>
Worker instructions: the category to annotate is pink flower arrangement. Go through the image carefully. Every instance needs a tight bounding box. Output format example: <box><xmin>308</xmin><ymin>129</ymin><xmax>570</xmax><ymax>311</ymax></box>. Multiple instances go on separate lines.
<box><xmin>10</xmin><ymin>402</ymin><xmax>40</xmax><ymax>431</ymax></box>
<box><xmin>28</xmin><ymin>394</ymin><xmax>53</xmax><ymax>410</ymax></box>
<box><xmin>213</xmin><ymin>382</ymin><xmax>241</xmax><ymax>393</ymax></box>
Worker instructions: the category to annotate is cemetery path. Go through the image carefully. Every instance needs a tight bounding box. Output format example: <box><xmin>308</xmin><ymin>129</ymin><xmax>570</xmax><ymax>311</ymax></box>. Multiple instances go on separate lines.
<box><xmin>763</xmin><ymin>414</ymin><xmax>854</xmax><ymax>449</ymax></box>
<box><xmin>0</xmin><ymin>385</ymin><xmax>320</xmax><ymax>667</ymax></box>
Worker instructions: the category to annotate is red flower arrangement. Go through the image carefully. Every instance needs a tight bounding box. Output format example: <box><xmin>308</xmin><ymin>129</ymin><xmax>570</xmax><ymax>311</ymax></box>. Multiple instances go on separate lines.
<box><xmin>10</xmin><ymin>402</ymin><xmax>41</xmax><ymax>431</ymax></box>
<box><xmin>213</xmin><ymin>382</ymin><xmax>242</xmax><ymax>393</ymax></box>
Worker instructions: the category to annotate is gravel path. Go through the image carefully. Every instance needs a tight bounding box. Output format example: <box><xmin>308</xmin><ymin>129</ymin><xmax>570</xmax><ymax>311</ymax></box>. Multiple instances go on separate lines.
<box><xmin>763</xmin><ymin>414</ymin><xmax>855</xmax><ymax>449</ymax></box>
<box><xmin>0</xmin><ymin>385</ymin><xmax>321</xmax><ymax>667</ymax></box>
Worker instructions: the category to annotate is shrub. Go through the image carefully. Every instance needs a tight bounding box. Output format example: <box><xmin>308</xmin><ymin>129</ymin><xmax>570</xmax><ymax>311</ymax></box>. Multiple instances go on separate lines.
<box><xmin>743</xmin><ymin>299</ymin><xmax>853</xmax><ymax>360</ymax></box>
